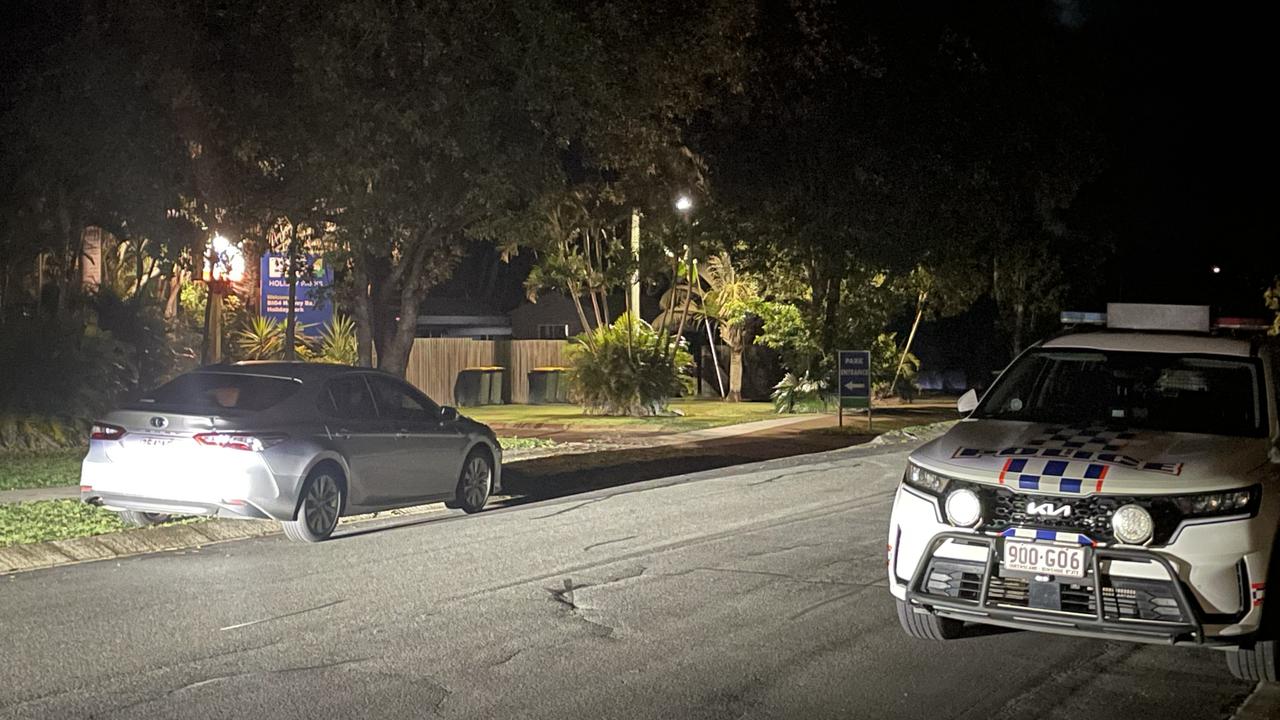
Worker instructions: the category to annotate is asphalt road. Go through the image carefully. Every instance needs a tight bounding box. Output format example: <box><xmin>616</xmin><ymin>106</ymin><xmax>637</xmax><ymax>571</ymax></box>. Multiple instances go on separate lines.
<box><xmin>0</xmin><ymin>441</ymin><xmax>1260</xmax><ymax>719</ymax></box>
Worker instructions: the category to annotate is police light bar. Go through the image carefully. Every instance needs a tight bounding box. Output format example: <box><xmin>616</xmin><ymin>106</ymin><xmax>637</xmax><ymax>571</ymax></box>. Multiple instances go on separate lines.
<box><xmin>1213</xmin><ymin>317</ymin><xmax>1272</xmax><ymax>332</ymax></box>
<box><xmin>1106</xmin><ymin>303</ymin><xmax>1210</xmax><ymax>333</ymax></box>
<box><xmin>1060</xmin><ymin>311</ymin><xmax>1106</xmax><ymax>325</ymax></box>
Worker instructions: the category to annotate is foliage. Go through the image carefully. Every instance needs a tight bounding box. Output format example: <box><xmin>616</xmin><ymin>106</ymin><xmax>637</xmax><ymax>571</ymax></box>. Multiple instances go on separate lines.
<box><xmin>871</xmin><ymin>332</ymin><xmax>919</xmax><ymax>399</ymax></box>
<box><xmin>1265</xmin><ymin>278</ymin><xmax>1280</xmax><ymax>336</ymax></box>
<box><xmin>233</xmin><ymin>315</ymin><xmax>314</xmax><ymax>361</ymax></box>
<box><xmin>497</xmin><ymin>437</ymin><xmax>559</xmax><ymax>451</ymax></box>
<box><xmin>754</xmin><ymin>300</ymin><xmax>821</xmax><ymax>374</ymax></box>
<box><xmin>0</xmin><ymin>499</ymin><xmax>206</xmax><ymax>547</ymax></box>
<box><xmin>315</xmin><ymin>314</ymin><xmax>359</xmax><ymax>366</ymax></box>
<box><xmin>235</xmin><ymin>315</ymin><xmax>285</xmax><ymax>360</ymax></box>
<box><xmin>0</xmin><ymin>450</ymin><xmax>84</xmax><ymax>492</ymax></box>
<box><xmin>770</xmin><ymin>372</ymin><xmax>830</xmax><ymax>414</ymax></box>
<box><xmin>564</xmin><ymin>315</ymin><xmax>694</xmax><ymax>416</ymax></box>
<box><xmin>0</xmin><ymin>318</ymin><xmax>132</xmax><ymax>427</ymax></box>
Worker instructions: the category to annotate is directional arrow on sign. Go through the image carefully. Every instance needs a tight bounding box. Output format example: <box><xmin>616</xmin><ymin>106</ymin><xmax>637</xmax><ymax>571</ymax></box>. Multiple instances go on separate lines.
<box><xmin>844</xmin><ymin>381</ymin><xmax>865</xmax><ymax>391</ymax></box>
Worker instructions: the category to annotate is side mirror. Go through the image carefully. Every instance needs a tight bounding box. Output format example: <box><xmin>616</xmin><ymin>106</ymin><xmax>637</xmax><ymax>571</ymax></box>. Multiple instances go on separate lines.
<box><xmin>957</xmin><ymin>389</ymin><xmax>979</xmax><ymax>414</ymax></box>
<box><xmin>439</xmin><ymin>406</ymin><xmax>459</xmax><ymax>422</ymax></box>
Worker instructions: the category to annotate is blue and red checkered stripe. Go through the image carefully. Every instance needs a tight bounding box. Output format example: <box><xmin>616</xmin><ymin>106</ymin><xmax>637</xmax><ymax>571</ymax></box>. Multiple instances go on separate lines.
<box><xmin>997</xmin><ymin>457</ymin><xmax>1110</xmax><ymax>494</ymax></box>
<box><xmin>998</xmin><ymin>527</ymin><xmax>1096</xmax><ymax>547</ymax></box>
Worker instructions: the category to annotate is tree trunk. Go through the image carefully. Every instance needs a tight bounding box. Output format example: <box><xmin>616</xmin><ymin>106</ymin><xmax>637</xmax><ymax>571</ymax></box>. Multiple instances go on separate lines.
<box><xmin>727</xmin><ymin>344</ymin><xmax>744</xmax><ymax>402</ymax></box>
<box><xmin>889</xmin><ymin>290</ymin><xmax>927</xmax><ymax>395</ymax></box>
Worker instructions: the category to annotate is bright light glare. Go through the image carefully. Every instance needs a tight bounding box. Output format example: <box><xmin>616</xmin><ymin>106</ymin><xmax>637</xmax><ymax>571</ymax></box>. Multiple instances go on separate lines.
<box><xmin>675</xmin><ymin>195</ymin><xmax>693</xmax><ymax>212</ymax></box>
<box><xmin>204</xmin><ymin>233</ymin><xmax>246</xmax><ymax>283</ymax></box>
<box><xmin>1211</xmin><ymin>265</ymin><xmax>1222</xmax><ymax>274</ymax></box>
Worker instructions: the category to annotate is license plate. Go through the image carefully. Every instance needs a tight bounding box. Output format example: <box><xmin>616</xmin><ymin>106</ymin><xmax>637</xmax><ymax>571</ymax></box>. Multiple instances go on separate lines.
<box><xmin>1002</xmin><ymin>540</ymin><xmax>1088</xmax><ymax>578</ymax></box>
<box><xmin>138</xmin><ymin>436</ymin><xmax>175</xmax><ymax>447</ymax></box>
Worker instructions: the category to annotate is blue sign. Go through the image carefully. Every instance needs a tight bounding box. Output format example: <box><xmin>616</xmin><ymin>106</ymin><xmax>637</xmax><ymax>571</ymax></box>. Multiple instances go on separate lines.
<box><xmin>260</xmin><ymin>254</ymin><xmax>333</xmax><ymax>335</ymax></box>
<box><xmin>838</xmin><ymin>350</ymin><xmax>871</xmax><ymax>409</ymax></box>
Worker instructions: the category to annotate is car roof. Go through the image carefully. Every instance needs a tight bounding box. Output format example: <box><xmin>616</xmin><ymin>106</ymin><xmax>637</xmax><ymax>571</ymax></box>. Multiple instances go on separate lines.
<box><xmin>1040</xmin><ymin>331</ymin><xmax>1253</xmax><ymax>357</ymax></box>
<box><xmin>192</xmin><ymin>362</ymin><xmax>368</xmax><ymax>382</ymax></box>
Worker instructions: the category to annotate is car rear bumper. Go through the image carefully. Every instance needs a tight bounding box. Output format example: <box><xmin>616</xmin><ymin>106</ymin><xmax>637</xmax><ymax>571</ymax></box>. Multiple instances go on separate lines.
<box><xmin>80</xmin><ymin>446</ymin><xmax>300</xmax><ymax>521</ymax></box>
<box><xmin>82</xmin><ymin>490</ymin><xmax>273</xmax><ymax>520</ymax></box>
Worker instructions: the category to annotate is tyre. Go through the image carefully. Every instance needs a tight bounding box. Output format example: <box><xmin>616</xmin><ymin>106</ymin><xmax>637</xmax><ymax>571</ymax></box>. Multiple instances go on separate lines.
<box><xmin>282</xmin><ymin>468</ymin><xmax>344</xmax><ymax>543</ymax></box>
<box><xmin>896</xmin><ymin>599</ymin><xmax>964</xmax><ymax>641</ymax></box>
<box><xmin>455</xmin><ymin>450</ymin><xmax>493</xmax><ymax>514</ymax></box>
<box><xmin>119</xmin><ymin>510</ymin><xmax>171</xmax><ymax>527</ymax></box>
<box><xmin>1226</xmin><ymin>641</ymin><xmax>1279</xmax><ymax>682</ymax></box>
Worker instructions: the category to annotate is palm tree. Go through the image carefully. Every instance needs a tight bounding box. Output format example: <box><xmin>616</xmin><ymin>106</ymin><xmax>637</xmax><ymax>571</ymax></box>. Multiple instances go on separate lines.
<box><xmin>701</xmin><ymin>252</ymin><xmax>760</xmax><ymax>402</ymax></box>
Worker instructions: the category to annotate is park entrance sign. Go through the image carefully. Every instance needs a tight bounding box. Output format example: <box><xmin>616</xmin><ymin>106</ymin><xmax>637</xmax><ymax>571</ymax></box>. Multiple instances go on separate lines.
<box><xmin>838</xmin><ymin>349</ymin><xmax>871</xmax><ymax>428</ymax></box>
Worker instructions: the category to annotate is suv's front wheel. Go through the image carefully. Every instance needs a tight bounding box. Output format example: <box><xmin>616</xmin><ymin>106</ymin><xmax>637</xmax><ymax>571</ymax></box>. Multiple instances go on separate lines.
<box><xmin>1226</xmin><ymin>640</ymin><xmax>1278</xmax><ymax>682</ymax></box>
<box><xmin>895</xmin><ymin>599</ymin><xmax>964</xmax><ymax>641</ymax></box>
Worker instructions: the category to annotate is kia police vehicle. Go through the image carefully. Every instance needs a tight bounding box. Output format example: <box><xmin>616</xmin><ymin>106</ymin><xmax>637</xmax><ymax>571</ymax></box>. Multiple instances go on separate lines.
<box><xmin>886</xmin><ymin>304</ymin><xmax>1280</xmax><ymax>681</ymax></box>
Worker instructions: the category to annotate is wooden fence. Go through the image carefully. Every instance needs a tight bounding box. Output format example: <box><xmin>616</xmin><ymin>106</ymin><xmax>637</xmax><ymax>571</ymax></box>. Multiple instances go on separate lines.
<box><xmin>403</xmin><ymin>338</ymin><xmax>569</xmax><ymax>406</ymax></box>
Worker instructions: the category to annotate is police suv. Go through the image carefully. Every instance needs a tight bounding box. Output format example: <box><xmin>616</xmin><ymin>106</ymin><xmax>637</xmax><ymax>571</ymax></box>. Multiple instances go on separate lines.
<box><xmin>887</xmin><ymin>304</ymin><xmax>1280</xmax><ymax>681</ymax></box>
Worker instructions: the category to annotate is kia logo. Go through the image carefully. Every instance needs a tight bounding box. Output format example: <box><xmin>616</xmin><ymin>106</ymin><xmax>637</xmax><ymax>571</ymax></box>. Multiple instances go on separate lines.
<box><xmin>149</xmin><ymin>416</ymin><xmax>168</xmax><ymax>429</ymax></box>
<box><xmin>1026</xmin><ymin>501</ymin><xmax>1071</xmax><ymax>518</ymax></box>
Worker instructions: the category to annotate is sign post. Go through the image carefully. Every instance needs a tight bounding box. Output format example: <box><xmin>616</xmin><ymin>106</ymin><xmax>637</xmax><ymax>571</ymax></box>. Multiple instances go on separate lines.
<box><xmin>838</xmin><ymin>350</ymin><xmax>872</xmax><ymax>430</ymax></box>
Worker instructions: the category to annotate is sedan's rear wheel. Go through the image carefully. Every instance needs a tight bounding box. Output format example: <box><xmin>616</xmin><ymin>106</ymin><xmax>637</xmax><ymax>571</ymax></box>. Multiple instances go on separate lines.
<box><xmin>119</xmin><ymin>510</ymin><xmax>171</xmax><ymax>527</ymax></box>
<box><xmin>283</xmin><ymin>470</ymin><xmax>344</xmax><ymax>543</ymax></box>
<box><xmin>455</xmin><ymin>451</ymin><xmax>492</xmax><ymax>514</ymax></box>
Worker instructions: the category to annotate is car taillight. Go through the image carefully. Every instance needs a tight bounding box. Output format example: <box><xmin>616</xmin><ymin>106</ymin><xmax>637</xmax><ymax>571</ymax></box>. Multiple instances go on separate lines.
<box><xmin>90</xmin><ymin>423</ymin><xmax>126</xmax><ymax>441</ymax></box>
<box><xmin>193</xmin><ymin>432</ymin><xmax>287</xmax><ymax>452</ymax></box>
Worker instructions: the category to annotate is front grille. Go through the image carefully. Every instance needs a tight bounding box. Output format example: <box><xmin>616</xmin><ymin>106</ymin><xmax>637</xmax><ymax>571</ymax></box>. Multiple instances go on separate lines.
<box><xmin>983</xmin><ymin>575</ymin><xmax>1185</xmax><ymax>622</ymax></box>
<box><xmin>924</xmin><ymin>559</ymin><xmax>1186</xmax><ymax>623</ymax></box>
<box><xmin>956</xmin><ymin>482</ymin><xmax>1183</xmax><ymax>545</ymax></box>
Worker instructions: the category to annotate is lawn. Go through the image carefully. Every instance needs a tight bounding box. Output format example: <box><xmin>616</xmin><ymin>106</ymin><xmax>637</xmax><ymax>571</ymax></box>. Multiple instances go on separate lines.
<box><xmin>463</xmin><ymin>399</ymin><xmax>789</xmax><ymax>433</ymax></box>
<box><xmin>0</xmin><ymin>500</ymin><xmax>211</xmax><ymax>547</ymax></box>
<box><xmin>0</xmin><ymin>449</ymin><xmax>84</xmax><ymax>492</ymax></box>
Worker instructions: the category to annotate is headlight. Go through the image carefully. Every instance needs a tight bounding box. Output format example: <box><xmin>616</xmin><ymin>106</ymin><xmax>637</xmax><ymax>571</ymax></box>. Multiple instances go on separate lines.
<box><xmin>1169</xmin><ymin>488</ymin><xmax>1256</xmax><ymax>518</ymax></box>
<box><xmin>903</xmin><ymin>462</ymin><xmax>950</xmax><ymax>495</ymax></box>
<box><xmin>1112</xmin><ymin>504</ymin><xmax>1154</xmax><ymax>545</ymax></box>
<box><xmin>945</xmin><ymin>488</ymin><xmax>983</xmax><ymax>527</ymax></box>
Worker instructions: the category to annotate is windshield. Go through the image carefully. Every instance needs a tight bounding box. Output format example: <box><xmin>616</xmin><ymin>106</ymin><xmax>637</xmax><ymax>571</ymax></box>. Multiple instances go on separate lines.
<box><xmin>974</xmin><ymin>349</ymin><xmax>1267</xmax><ymax>437</ymax></box>
<box><xmin>140</xmin><ymin>373</ymin><xmax>301</xmax><ymax>413</ymax></box>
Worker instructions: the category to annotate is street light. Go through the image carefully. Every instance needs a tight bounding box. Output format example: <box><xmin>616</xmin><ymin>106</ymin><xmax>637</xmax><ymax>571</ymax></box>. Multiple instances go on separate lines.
<box><xmin>675</xmin><ymin>195</ymin><xmax>693</xmax><ymax>213</ymax></box>
<box><xmin>201</xmin><ymin>233</ymin><xmax>244</xmax><ymax>365</ymax></box>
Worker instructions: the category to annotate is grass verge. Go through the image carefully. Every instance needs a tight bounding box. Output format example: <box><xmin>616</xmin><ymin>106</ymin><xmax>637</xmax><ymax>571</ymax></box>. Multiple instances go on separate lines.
<box><xmin>0</xmin><ymin>500</ymin><xmax>208</xmax><ymax>547</ymax></box>
<box><xmin>0</xmin><ymin>449</ymin><xmax>84</xmax><ymax>491</ymax></box>
<box><xmin>465</xmin><ymin>399</ymin><xmax>787</xmax><ymax>433</ymax></box>
<box><xmin>497</xmin><ymin>436</ymin><xmax>560</xmax><ymax>450</ymax></box>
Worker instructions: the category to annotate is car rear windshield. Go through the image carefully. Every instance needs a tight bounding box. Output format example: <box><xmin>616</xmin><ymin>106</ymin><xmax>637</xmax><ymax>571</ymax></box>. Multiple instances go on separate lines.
<box><xmin>975</xmin><ymin>349</ymin><xmax>1268</xmax><ymax>437</ymax></box>
<box><xmin>140</xmin><ymin>373</ymin><xmax>301</xmax><ymax>412</ymax></box>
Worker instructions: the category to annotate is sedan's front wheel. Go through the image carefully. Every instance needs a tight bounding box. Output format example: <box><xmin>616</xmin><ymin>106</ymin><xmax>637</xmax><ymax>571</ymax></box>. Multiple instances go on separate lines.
<box><xmin>455</xmin><ymin>451</ymin><xmax>493</xmax><ymax>514</ymax></box>
<box><xmin>283</xmin><ymin>470</ymin><xmax>344</xmax><ymax>542</ymax></box>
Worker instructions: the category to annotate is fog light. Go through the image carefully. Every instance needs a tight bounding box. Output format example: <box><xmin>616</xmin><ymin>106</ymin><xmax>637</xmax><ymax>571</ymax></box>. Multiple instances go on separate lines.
<box><xmin>945</xmin><ymin>488</ymin><xmax>982</xmax><ymax>527</ymax></box>
<box><xmin>1112</xmin><ymin>504</ymin><xmax>1154</xmax><ymax>544</ymax></box>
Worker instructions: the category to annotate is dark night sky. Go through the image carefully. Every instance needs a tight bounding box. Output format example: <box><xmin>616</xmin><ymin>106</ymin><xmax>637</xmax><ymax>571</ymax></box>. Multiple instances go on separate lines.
<box><xmin>2</xmin><ymin>1</ymin><xmax>1276</xmax><ymax>315</ymax></box>
<box><xmin>1078</xmin><ymin>1</ymin><xmax>1278</xmax><ymax>310</ymax></box>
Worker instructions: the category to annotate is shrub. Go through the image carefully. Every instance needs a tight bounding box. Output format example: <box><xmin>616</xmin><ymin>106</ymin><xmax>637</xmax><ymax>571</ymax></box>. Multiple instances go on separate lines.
<box><xmin>565</xmin><ymin>315</ymin><xmax>693</xmax><ymax>416</ymax></box>
<box><xmin>232</xmin><ymin>314</ymin><xmax>315</xmax><ymax>361</ymax></box>
<box><xmin>0</xmin><ymin>318</ymin><xmax>133</xmax><ymax>448</ymax></box>
<box><xmin>314</xmin><ymin>314</ymin><xmax>358</xmax><ymax>365</ymax></box>
<box><xmin>871</xmin><ymin>331</ymin><xmax>920</xmax><ymax>399</ymax></box>
<box><xmin>770</xmin><ymin>371</ymin><xmax>831</xmax><ymax>414</ymax></box>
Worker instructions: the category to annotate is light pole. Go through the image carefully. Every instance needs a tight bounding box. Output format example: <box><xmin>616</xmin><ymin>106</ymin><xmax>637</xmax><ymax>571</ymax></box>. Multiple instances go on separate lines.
<box><xmin>201</xmin><ymin>233</ymin><xmax>244</xmax><ymax>365</ymax></box>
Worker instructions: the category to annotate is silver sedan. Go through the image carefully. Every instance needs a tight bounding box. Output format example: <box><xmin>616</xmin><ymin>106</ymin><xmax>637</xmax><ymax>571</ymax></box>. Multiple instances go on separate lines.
<box><xmin>80</xmin><ymin>362</ymin><xmax>502</xmax><ymax>541</ymax></box>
